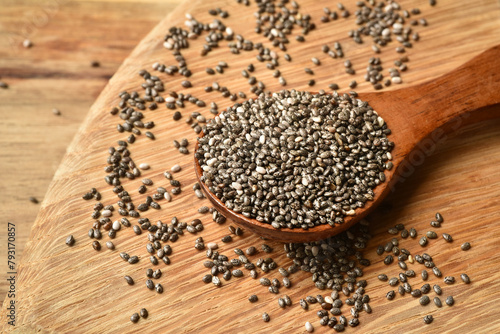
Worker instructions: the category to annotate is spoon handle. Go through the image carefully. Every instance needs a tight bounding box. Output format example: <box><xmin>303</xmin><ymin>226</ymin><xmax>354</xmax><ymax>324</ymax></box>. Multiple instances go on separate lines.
<box><xmin>361</xmin><ymin>45</ymin><xmax>500</xmax><ymax>193</ymax></box>
<box><xmin>368</xmin><ymin>45</ymin><xmax>500</xmax><ymax>175</ymax></box>
<box><xmin>405</xmin><ymin>44</ymin><xmax>500</xmax><ymax>136</ymax></box>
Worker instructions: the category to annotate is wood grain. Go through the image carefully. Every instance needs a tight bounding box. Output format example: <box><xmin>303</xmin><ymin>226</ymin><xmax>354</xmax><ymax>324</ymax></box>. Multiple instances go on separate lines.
<box><xmin>0</xmin><ymin>0</ymin><xmax>182</xmax><ymax>302</ymax></box>
<box><xmin>1</xmin><ymin>0</ymin><xmax>500</xmax><ymax>333</ymax></box>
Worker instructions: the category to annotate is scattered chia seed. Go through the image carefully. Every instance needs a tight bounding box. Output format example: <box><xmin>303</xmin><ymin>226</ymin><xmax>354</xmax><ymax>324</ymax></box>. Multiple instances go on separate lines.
<box><xmin>430</xmin><ymin>220</ymin><xmax>441</xmax><ymax>228</ymax></box>
<box><xmin>432</xmin><ymin>267</ymin><xmax>442</xmax><ymax>277</ymax></box>
<box><xmin>139</xmin><ymin>163</ymin><xmax>150</xmax><ymax>170</ymax></box>
<box><xmin>388</xmin><ymin>227</ymin><xmax>398</xmax><ymax>235</ymax></box>
<box><xmin>221</xmin><ymin>235</ymin><xmax>232</xmax><ymax>243</ymax></box>
<box><xmin>92</xmin><ymin>241</ymin><xmax>101</xmax><ymax>251</ymax></box>
<box><xmin>444</xmin><ymin>276</ymin><xmax>455</xmax><ymax>285</ymax></box>
<box><xmin>426</xmin><ymin>231</ymin><xmax>437</xmax><ymax>239</ymax></box>
<box><xmin>22</xmin><ymin>39</ymin><xmax>33</xmax><ymax>48</ymax></box>
<box><xmin>421</xmin><ymin>283</ymin><xmax>431</xmax><ymax>294</ymax></box>
<box><xmin>246</xmin><ymin>246</ymin><xmax>257</xmax><ymax>255</ymax></box>
<box><xmin>461</xmin><ymin>273</ymin><xmax>471</xmax><ymax>284</ymax></box>
<box><xmin>419</xmin><ymin>295</ymin><xmax>430</xmax><ymax>306</ymax></box>
<box><xmin>130</xmin><ymin>313</ymin><xmax>139</xmax><ymax>323</ymax></box>
<box><xmin>198</xmin><ymin>206</ymin><xmax>209</xmax><ymax>214</ymax></box>
<box><xmin>207</xmin><ymin>242</ymin><xmax>218</xmax><ymax>250</ymax></box>
<box><xmin>124</xmin><ymin>276</ymin><xmax>134</xmax><ymax>285</ymax></box>
<box><xmin>442</xmin><ymin>233</ymin><xmax>453</xmax><ymax>242</ymax></box>
<box><xmin>305</xmin><ymin>321</ymin><xmax>314</xmax><ymax>332</ymax></box>
<box><xmin>128</xmin><ymin>256</ymin><xmax>139</xmax><ymax>264</ymax></box>
<box><xmin>388</xmin><ymin>277</ymin><xmax>398</xmax><ymax>286</ymax></box>
<box><xmin>28</xmin><ymin>196</ymin><xmax>40</xmax><ymax>204</ymax></box>
<box><xmin>65</xmin><ymin>235</ymin><xmax>75</xmax><ymax>246</ymax></box>
<box><xmin>419</xmin><ymin>236</ymin><xmax>428</xmax><ymax>247</ymax></box>
<box><xmin>378</xmin><ymin>274</ymin><xmax>388</xmax><ymax>281</ymax></box>
<box><xmin>409</xmin><ymin>228</ymin><xmax>417</xmax><ymax>238</ymax></box>
<box><xmin>282</xmin><ymin>277</ymin><xmax>291</xmax><ymax>288</ymax></box>
<box><xmin>411</xmin><ymin>290</ymin><xmax>422</xmax><ymax>298</ymax></box>
<box><xmin>261</xmin><ymin>244</ymin><xmax>272</xmax><ymax>253</ymax></box>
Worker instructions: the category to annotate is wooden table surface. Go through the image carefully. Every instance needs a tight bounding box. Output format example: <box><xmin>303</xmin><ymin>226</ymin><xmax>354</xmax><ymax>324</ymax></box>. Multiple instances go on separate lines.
<box><xmin>0</xmin><ymin>0</ymin><xmax>182</xmax><ymax>302</ymax></box>
<box><xmin>1</xmin><ymin>0</ymin><xmax>500</xmax><ymax>333</ymax></box>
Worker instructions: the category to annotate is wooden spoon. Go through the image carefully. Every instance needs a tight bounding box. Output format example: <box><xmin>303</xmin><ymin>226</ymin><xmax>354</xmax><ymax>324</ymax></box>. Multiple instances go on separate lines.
<box><xmin>194</xmin><ymin>45</ymin><xmax>500</xmax><ymax>243</ymax></box>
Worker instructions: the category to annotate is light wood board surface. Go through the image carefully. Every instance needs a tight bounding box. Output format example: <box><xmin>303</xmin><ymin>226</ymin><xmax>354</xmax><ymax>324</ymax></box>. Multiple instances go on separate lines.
<box><xmin>1</xmin><ymin>0</ymin><xmax>500</xmax><ymax>333</ymax></box>
<box><xmin>0</xmin><ymin>0</ymin><xmax>182</xmax><ymax>302</ymax></box>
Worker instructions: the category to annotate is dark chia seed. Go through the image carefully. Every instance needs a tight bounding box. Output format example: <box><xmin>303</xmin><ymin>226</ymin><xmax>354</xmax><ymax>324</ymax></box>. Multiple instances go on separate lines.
<box><xmin>460</xmin><ymin>273</ymin><xmax>471</xmax><ymax>284</ymax></box>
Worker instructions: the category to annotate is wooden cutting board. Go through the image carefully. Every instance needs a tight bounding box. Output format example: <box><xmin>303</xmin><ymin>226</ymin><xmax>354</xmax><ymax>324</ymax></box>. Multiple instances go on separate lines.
<box><xmin>2</xmin><ymin>0</ymin><xmax>500</xmax><ymax>333</ymax></box>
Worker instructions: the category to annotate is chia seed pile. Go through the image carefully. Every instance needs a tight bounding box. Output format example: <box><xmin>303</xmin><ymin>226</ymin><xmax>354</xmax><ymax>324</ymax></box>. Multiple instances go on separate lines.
<box><xmin>59</xmin><ymin>0</ymin><xmax>475</xmax><ymax>332</ymax></box>
<box><xmin>199</xmin><ymin>219</ymin><xmax>373</xmax><ymax>332</ymax></box>
<box><xmin>196</xmin><ymin>90</ymin><xmax>393</xmax><ymax>229</ymax></box>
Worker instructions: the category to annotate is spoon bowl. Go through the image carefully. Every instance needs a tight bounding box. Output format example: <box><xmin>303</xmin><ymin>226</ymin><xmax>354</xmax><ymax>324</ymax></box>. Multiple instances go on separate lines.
<box><xmin>194</xmin><ymin>45</ymin><xmax>500</xmax><ymax>242</ymax></box>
